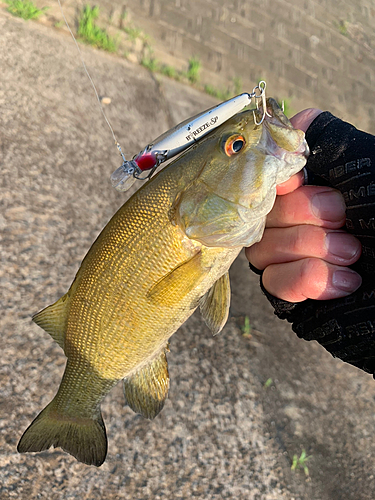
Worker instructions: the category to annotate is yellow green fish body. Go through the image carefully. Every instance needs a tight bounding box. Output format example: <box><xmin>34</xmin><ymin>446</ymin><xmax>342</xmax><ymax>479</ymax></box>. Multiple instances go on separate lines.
<box><xmin>18</xmin><ymin>99</ymin><xmax>308</xmax><ymax>466</ymax></box>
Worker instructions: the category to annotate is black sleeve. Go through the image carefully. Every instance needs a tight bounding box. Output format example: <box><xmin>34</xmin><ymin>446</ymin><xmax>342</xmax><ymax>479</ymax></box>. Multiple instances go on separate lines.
<box><xmin>255</xmin><ymin>112</ymin><xmax>375</xmax><ymax>376</ymax></box>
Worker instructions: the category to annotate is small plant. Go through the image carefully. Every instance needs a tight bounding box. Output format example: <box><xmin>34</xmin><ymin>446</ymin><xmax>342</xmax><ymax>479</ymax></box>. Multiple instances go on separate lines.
<box><xmin>204</xmin><ymin>84</ymin><xmax>231</xmax><ymax>101</ymax></box>
<box><xmin>291</xmin><ymin>449</ymin><xmax>311</xmax><ymax>476</ymax></box>
<box><xmin>78</xmin><ymin>5</ymin><xmax>118</xmax><ymax>52</ymax></box>
<box><xmin>338</xmin><ymin>20</ymin><xmax>348</xmax><ymax>36</ymax></box>
<box><xmin>6</xmin><ymin>0</ymin><xmax>48</xmax><ymax>20</ymax></box>
<box><xmin>123</xmin><ymin>25</ymin><xmax>143</xmax><ymax>42</ymax></box>
<box><xmin>264</xmin><ymin>378</ymin><xmax>273</xmax><ymax>388</ymax></box>
<box><xmin>160</xmin><ymin>64</ymin><xmax>179</xmax><ymax>79</ymax></box>
<box><xmin>141</xmin><ymin>53</ymin><xmax>159</xmax><ymax>72</ymax></box>
<box><xmin>277</xmin><ymin>98</ymin><xmax>293</xmax><ymax>117</ymax></box>
<box><xmin>119</xmin><ymin>9</ymin><xmax>127</xmax><ymax>29</ymax></box>
<box><xmin>233</xmin><ymin>76</ymin><xmax>242</xmax><ymax>95</ymax></box>
<box><xmin>187</xmin><ymin>57</ymin><xmax>201</xmax><ymax>84</ymax></box>
<box><xmin>241</xmin><ymin>316</ymin><xmax>252</xmax><ymax>338</ymax></box>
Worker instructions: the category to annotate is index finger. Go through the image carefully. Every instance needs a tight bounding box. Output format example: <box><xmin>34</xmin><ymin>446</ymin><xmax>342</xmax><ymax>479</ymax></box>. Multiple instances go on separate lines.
<box><xmin>267</xmin><ymin>186</ymin><xmax>346</xmax><ymax>229</ymax></box>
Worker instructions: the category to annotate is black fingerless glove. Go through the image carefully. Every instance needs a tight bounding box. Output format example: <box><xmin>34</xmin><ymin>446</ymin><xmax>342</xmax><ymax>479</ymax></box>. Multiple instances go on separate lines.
<box><xmin>255</xmin><ymin>112</ymin><xmax>375</xmax><ymax>376</ymax></box>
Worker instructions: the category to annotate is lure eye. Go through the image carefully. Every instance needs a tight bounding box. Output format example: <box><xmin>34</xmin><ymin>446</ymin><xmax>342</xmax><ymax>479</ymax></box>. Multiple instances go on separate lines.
<box><xmin>224</xmin><ymin>135</ymin><xmax>246</xmax><ymax>156</ymax></box>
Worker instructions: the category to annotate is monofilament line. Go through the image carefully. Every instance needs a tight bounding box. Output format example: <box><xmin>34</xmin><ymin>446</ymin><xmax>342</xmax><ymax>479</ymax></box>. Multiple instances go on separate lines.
<box><xmin>56</xmin><ymin>0</ymin><xmax>127</xmax><ymax>162</ymax></box>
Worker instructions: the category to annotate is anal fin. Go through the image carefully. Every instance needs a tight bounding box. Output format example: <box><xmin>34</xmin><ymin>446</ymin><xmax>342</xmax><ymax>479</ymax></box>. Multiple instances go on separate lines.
<box><xmin>32</xmin><ymin>293</ymin><xmax>69</xmax><ymax>349</ymax></box>
<box><xmin>123</xmin><ymin>349</ymin><xmax>170</xmax><ymax>419</ymax></box>
<box><xmin>199</xmin><ymin>271</ymin><xmax>231</xmax><ymax>336</ymax></box>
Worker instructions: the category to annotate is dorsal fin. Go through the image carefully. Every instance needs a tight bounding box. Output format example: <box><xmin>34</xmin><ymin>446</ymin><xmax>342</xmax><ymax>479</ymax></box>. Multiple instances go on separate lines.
<box><xmin>123</xmin><ymin>349</ymin><xmax>170</xmax><ymax>419</ymax></box>
<box><xmin>199</xmin><ymin>271</ymin><xmax>231</xmax><ymax>336</ymax></box>
<box><xmin>32</xmin><ymin>293</ymin><xmax>70</xmax><ymax>349</ymax></box>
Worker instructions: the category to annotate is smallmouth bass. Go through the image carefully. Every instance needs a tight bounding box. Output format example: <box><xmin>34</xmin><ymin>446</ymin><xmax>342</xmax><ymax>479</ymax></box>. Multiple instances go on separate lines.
<box><xmin>18</xmin><ymin>99</ymin><xmax>308</xmax><ymax>466</ymax></box>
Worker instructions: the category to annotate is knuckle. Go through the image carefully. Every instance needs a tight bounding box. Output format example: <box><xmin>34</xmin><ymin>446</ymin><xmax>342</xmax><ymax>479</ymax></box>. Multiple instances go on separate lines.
<box><xmin>288</xmin><ymin>226</ymin><xmax>307</xmax><ymax>255</ymax></box>
<box><xmin>299</xmin><ymin>258</ymin><xmax>328</xmax><ymax>297</ymax></box>
<box><xmin>288</xmin><ymin>226</ymin><xmax>325</xmax><ymax>257</ymax></box>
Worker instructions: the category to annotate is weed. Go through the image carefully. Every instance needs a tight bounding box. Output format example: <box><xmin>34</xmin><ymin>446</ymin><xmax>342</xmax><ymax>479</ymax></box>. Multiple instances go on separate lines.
<box><xmin>338</xmin><ymin>20</ymin><xmax>348</xmax><ymax>36</ymax></box>
<box><xmin>277</xmin><ymin>98</ymin><xmax>293</xmax><ymax>117</ymax></box>
<box><xmin>187</xmin><ymin>57</ymin><xmax>201</xmax><ymax>84</ymax></box>
<box><xmin>6</xmin><ymin>0</ymin><xmax>48</xmax><ymax>20</ymax></box>
<box><xmin>140</xmin><ymin>46</ymin><xmax>183</xmax><ymax>80</ymax></box>
<box><xmin>203</xmin><ymin>84</ymin><xmax>219</xmax><ymax>97</ymax></box>
<box><xmin>119</xmin><ymin>8</ymin><xmax>127</xmax><ymax>29</ymax></box>
<box><xmin>233</xmin><ymin>76</ymin><xmax>242</xmax><ymax>95</ymax></box>
<box><xmin>204</xmin><ymin>84</ymin><xmax>231</xmax><ymax>101</ymax></box>
<box><xmin>291</xmin><ymin>449</ymin><xmax>311</xmax><ymax>476</ymax></box>
<box><xmin>123</xmin><ymin>25</ymin><xmax>143</xmax><ymax>42</ymax></box>
<box><xmin>77</xmin><ymin>5</ymin><xmax>118</xmax><ymax>52</ymax></box>
<box><xmin>141</xmin><ymin>54</ymin><xmax>159</xmax><ymax>72</ymax></box>
<box><xmin>120</xmin><ymin>11</ymin><xmax>148</xmax><ymax>44</ymax></box>
<box><xmin>160</xmin><ymin>64</ymin><xmax>179</xmax><ymax>79</ymax></box>
<box><xmin>241</xmin><ymin>316</ymin><xmax>252</xmax><ymax>338</ymax></box>
<box><xmin>264</xmin><ymin>378</ymin><xmax>273</xmax><ymax>388</ymax></box>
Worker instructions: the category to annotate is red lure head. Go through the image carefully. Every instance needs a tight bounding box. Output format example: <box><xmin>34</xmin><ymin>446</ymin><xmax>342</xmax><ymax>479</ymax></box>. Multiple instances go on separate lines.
<box><xmin>134</xmin><ymin>153</ymin><xmax>158</xmax><ymax>171</ymax></box>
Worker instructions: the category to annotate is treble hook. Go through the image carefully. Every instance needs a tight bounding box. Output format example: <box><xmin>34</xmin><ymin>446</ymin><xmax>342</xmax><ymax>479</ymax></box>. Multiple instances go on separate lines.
<box><xmin>252</xmin><ymin>81</ymin><xmax>272</xmax><ymax>126</ymax></box>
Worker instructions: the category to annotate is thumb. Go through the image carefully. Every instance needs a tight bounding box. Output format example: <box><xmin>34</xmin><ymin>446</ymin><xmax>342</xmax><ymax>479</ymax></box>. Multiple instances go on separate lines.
<box><xmin>290</xmin><ymin>108</ymin><xmax>323</xmax><ymax>132</ymax></box>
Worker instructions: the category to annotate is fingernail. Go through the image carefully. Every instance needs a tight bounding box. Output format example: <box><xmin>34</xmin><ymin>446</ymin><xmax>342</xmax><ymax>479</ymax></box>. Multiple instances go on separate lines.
<box><xmin>326</xmin><ymin>233</ymin><xmax>361</xmax><ymax>261</ymax></box>
<box><xmin>311</xmin><ymin>191</ymin><xmax>346</xmax><ymax>221</ymax></box>
<box><xmin>332</xmin><ymin>269</ymin><xmax>362</xmax><ymax>292</ymax></box>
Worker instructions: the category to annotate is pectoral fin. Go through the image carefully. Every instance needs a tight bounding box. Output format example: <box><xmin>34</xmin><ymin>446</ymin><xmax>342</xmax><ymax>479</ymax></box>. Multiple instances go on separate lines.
<box><xmin>32</xmin><ymin>293</ymin><xmax>70</xmax><ymax>349</ymax></box>
<box><xmin>199</xmin><ymin>272</ymin><xmax>231</xmax><ymax>336</ymax></box>
<box><xmin>147</xmin><ymin>251</ymin><xmax>204</xmax><ymax>306</ymax></box>
<box><xmin>123</xmin><ymin>350</ymin><xmax>170</xmax><ymax>419</ymax></box>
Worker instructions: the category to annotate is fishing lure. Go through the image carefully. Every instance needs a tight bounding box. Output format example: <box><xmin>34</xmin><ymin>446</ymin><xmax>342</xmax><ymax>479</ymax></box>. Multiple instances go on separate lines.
<box><xmin>56</xmin><ymin>0</ymin><xmax>271</xmax><ymax>193</ymax></box>
<box><xmin>110</xmin><ymin>81</ymin><xmax>271</xmax><ymax>192</ymax></box>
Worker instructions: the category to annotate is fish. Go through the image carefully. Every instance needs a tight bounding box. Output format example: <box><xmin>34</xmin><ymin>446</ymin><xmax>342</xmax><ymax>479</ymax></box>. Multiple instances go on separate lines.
<box><xmin>18</xmin><ymin>98</ymin><xmax>308</xmax><ymax>466</ymax></box>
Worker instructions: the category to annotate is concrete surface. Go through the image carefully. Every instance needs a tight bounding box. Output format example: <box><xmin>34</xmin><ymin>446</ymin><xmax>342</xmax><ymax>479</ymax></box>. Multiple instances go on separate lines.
<box><xmin>29</xmin><ymin>0</ymin><xmax>375</xmax><ymax>133</ymax></box>
<box><xmin>1</xmin><ymin>7</ymin><xmax>375</xmax><ymax>500</ymax></box>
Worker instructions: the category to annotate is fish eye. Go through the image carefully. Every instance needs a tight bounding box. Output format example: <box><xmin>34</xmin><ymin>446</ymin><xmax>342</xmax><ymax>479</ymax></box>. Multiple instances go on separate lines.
<box><xmin>223</xmin><ymin>135</ymin><xmax>246</xmax><ymax>156</ymax></box>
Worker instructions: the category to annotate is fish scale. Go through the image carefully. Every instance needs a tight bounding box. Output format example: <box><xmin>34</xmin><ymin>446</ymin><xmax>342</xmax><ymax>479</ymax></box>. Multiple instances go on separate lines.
<box><xmin>66</xmin><ymin>172</ymin><xmax>206</xmax><ymax>376</ymax></box>
<box><xmin>18</xmin><ymin>99</ymin><xmax>308</xmax><ymax>466</ymax></box>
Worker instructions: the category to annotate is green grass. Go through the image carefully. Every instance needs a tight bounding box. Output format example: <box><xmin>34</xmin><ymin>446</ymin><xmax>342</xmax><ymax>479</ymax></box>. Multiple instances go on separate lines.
<box><xmin>204</xmin><ymin>84</ymin><xmax>231</xmax><ymax>101</ymax></box>
<box><xmin>77</xmin><ymin>5</ymin><xmax>118</xmax><ymax>52</ymax></box>
<box><xmin>137</xmin><ymin>40</ymin><xmax>240</xmax><ymax>103</ymax></box>
<box><xmin>120</xmin><ymin>10</ymin><xmax>128</xmax><ymax>23</ymax></box>
<box><xmin>187</xmin><ymin>57</ymin><xmax>201</xmax><ymax>84</ymax></box>
<box><xmin>291</xmin><ymin>449</ymin><xmax>311</xmax><ymax>476</ymax></box>
<box><xmin>233</xmin><ymin>76</ymin><xmax>242</xmax><ymax>95</ymax></box>
<box><xmin>160</xmin><ymin>64</ymin><xmax>180</xmax><ymax>79</ymax></box>
<box><xmin>338</xmin><ymin>20</ymin><xmax>348</xmax><ymax>36</ymax></box>
<box><xmin>119</xmin><ymin>11</ymin><xmax>148</xmax><ymax>44</ymax></box>
<box><xmin>6</xmin><ymin>0</ymin><xmax>48</xmax><ymax>20</ymax></box>
<box><xmin>123</xmin><ymin>25</ymin><xmax>143</xmax><ymax>42</ymax></box>
<box><xmin>241</xmin><ymin>316</ymin><xmax>252</xmax><ymax>338</ymax></box>
<box><xmin>264</xmin><ymin>378</ymin><xmax>273</xmax><ymax>388</ymax></box>
<box><xmin>277</xmin><ymin>98</ymin><xmax>294</xmax><ymax>117</ymax></box>
<box><xmin>141</xmin><ymin>53</ymin><xmax>159</xmax><ymax>72</ymax></box>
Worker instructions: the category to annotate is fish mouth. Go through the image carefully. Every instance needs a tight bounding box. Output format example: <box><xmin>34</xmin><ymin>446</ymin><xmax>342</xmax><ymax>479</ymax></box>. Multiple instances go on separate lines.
<box><xmin>256</xmin><ymin>97</ymin><xmax>292</xmax><ymax>125</ymax></box>
<box><xmin>256</xmin><ymin>98</ymin><xmax>309</xmax><ymax>160</ymax></box>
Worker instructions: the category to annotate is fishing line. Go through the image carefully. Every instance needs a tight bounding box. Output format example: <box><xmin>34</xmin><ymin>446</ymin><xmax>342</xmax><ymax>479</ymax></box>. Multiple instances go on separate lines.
<box><xmin>56</xmin><ymin>0</ymin><xmax>127</xmax><ymax>163</ymax></box>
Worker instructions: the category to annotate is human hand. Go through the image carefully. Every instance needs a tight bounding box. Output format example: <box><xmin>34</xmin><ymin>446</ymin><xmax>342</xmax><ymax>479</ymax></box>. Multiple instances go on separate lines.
<box><xmin>246</xmin><ymin>108</ymin><xmax>362</xmax><ymax>302</ymax></box>
<box><xmin>247</xmin><ymin>109</ymin><xmax>375</xmax><ymax>376</ymax></box>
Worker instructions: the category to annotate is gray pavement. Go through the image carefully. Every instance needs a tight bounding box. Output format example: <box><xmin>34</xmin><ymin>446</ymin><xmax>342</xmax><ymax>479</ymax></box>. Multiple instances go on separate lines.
<box><xmin>1</xmin><ymin>9</ymin><xmax>375</xmax><ymax>500</ymax></box>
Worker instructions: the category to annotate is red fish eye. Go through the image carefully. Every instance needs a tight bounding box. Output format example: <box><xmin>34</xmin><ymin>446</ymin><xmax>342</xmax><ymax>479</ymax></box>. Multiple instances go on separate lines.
<box><xmin>224</xmin><ymin>135</ymin><xmax>245</xmax><ymax>156</ymax></box>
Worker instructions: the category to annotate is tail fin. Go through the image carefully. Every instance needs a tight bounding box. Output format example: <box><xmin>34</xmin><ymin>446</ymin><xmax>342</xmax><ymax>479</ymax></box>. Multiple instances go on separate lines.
<box><xmin>17</xmin><ymin>399</ymin><xmax>107</xmax><ymax>467</ymax></box>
